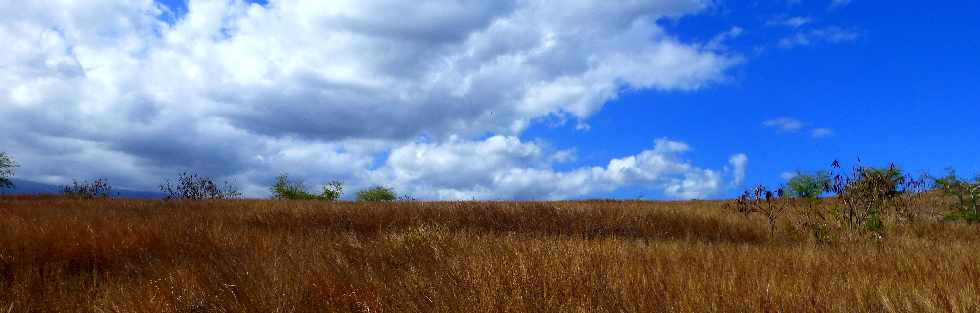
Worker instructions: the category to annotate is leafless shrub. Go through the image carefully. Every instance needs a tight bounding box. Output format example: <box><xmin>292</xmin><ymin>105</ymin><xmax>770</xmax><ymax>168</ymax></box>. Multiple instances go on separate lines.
<box><xmin>160</xmin><ymin>172</ymin><xmax>242</xmax><ymax>200</ymax></box>
<box><xmin>733</xmin><ymin>185</ymin><xmax>788</xmax><ymax>237</ymax></box>
<box><xmin>63</xmin><ymin>178</ymin><xmax>114</xmax><ymax>199</ymax></box>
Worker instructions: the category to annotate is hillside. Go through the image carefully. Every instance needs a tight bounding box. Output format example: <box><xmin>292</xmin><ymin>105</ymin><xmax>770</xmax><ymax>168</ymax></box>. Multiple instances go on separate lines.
<box><xmin>3</xmin><ymin>179</ymin><xmax>165</xmax><ymax>199</ymax></box>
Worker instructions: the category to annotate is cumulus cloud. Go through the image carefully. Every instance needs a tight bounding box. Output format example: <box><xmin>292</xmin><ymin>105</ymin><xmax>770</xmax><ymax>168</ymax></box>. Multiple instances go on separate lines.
<box><xmin>368</xmin><ymin>137</ymin><xmax>747</xmax><ymax>200</ymax></box>
<box><xmin>0</xmin><ymin>0</ymin><xmax>744</xmax><ymax>199</ymax></box>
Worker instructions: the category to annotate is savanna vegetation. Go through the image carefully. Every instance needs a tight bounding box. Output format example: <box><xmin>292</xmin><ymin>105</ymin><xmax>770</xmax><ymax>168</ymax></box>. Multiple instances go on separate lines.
<box><xmin>1</xmin><ymin>151</ymin><xmax>979</xmax><ymax>312</ymax></box>
<box><xmin>0</xmin><ymin>152</ymin><xmax>17</xmax><ymax>190</ymax></box>
<box><xmin>271</xmin><ymin>173</ymin><xmax>344</xmax><ymax>201</ymax></box>
<box><xmin>356</xmin><ymin>185</ymin><xmax>398</xmax><ymax>202</ymax></box>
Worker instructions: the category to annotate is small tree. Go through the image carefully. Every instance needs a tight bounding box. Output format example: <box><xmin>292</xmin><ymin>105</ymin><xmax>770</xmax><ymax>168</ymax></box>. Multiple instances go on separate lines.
<box><xmin>271</xmin><ymin>174</ymin><xmax>314</xmax><ymax>200</ymax></box>
<box><xmin>63</xmin><ymin>178</ymin><xmax>114</xmax><ymax>199</ymax></box>
<box><xmin>160</xmin><ymin>172</ymin><xmax>242</xmax><ymax>200</ymax></box>
<box><xmin>785</xmin><ymin>171</ymin><xmax>832</xmax><ymax>241</ymax></box>
<box><xmin>933</xmin><ymin>169</ymin><xmax>980</xmax><ymax>222</ymax></box>
<box><xmin>0</xmin><ymin>152</ymin><xmax>18</xmax><ymax>190</ymax></box>
<box><xmin>786</xmin><ymin>171</ymin><xmax>830</xmax><ymax>199</ymax></box>
<box><xmin>733</xmin><ymin>185</ymin><xmax>788</xmax><ymax>237</ymax></box>
<box><xmin>356</xmin><ymin>186</ymin><xmax>397</xmax><ymax>202</ymax></box>
<box><xmin>271</xmin><ymin>173</ymin><xmax>343</xmax><ymax>201</ymax></box>
<box><xmin>828</xmin><ymin>161</ymin><xmax>908</xmax><ymax>233</ymax></box>
<box><xmin>321</xmin><ymin>180</ymin><xmax>344</xmax><ymax>201</ymax></box>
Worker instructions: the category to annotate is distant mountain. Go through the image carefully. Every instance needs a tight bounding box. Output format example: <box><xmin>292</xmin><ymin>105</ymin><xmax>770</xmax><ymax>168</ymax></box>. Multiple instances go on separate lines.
<box><xmin>2</xmin><ymin>179</ymin><xmax>166</xmax><ymax>199</ymax></box>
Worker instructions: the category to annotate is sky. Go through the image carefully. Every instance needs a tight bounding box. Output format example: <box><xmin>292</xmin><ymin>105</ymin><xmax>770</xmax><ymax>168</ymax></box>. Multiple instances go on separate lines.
<box><xmin>1</xmin><ymin>0</ymin><xmax>978</xmax><ymax>200</ymax></box>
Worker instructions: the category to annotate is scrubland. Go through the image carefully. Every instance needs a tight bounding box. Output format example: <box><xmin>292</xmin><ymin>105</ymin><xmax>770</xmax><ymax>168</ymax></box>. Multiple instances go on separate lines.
<box><xmin>1</xmin><ymin>196</ymin><xmax>978</xmax><ymax>312</ymax></box>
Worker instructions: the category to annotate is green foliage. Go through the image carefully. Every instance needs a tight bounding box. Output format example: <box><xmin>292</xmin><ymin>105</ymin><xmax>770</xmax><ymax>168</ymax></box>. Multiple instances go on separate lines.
<box><xmin>863</xmin><ymin>209</ymin><xmax>884</xmax><ymax>234</ymax></box>
<box><xmin>943</xmin><ymin>211</ymin><xmax>980</xmax><ymax>223</ymax></box>
<box><xmin>860</xmin><ymin>166</ymin><xmax>905</xmax><ymax>196</ymax></box>
<box><xmin>0</xmin><ymin>152</ymin><xmax>18</xmax><ymax>189</ymax></box>
<box><xmin>932</xmin><ymin>168</ymin><xmax>980</xmax><ymax>222</ymax></box>
<box><xmin>827</xmin><ymin>162</ymin><xmax>913</xmax><ymax>230</ymax></box>
<box><xmin>271</xmin><ymin>174</ymin><xmax>311</xmax><ymax>200</ymax></box>
<box><xmin>271</xmin><ymin>174</ymin><xmax>344</xmax><ymax>201</ymax></box>
<box><xmin>738</xmin><ymin>160</ymin><xmax>936</xmax><ymax>243</ymax></box>
<box><xmin>356</xmin><ymin>186</ymin><xmax>397</xmax><ymax>202</ymax></box>
<box><xmin>63</xmin><ymin>178</ymin><xmax>114</xmax><ymax>199</ymax></box>
<box><xmin>786</xmin><ymin>171</ymin><xmax>830</xmax><ymax>199</ymax></box>
<box><xmin>321</xmin><ymin>181</ymin><xmax>344</xmax><ymax>201</ymax></box>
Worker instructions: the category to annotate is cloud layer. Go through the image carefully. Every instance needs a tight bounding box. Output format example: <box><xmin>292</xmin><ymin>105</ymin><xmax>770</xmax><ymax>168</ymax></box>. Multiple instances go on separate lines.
<box><xmin>1</xmin><ymin>0</ymin><xmax>745</xmax><ymax>199</ymax></box>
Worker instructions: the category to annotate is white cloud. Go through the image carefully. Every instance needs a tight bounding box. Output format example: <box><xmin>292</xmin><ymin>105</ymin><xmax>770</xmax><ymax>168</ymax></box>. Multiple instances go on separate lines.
<box><xmin>779</xmin><ymin>26</ymin><xmax>860</xmax><ymax>48</ymax></box>
<box><xmin>728</xmin><ymin>154</ymin><xmax>749</xmax><ymax>186</ymax></box>
<box><xmin>704</xmin><ymin>26</ymin><xmax>744</xmax><ymax>51</ymax></box>
<box><xmin>811</xmin><ymin>128</ymin><xmax>834</xmax><ymax>138</ymax></box>
<box><xmin>0</xmin><ymin>0</ymin><xmax>744</xmax><ymax>199</ymax></box>
<box><xmin>763</xmin><ymin>117</ymin><xmax>835</xmax><ymax>140</ymax></box>
<box><xmin>767</xmin><ymin>16</ymin><xmax>814</xmax><ymax>29</ymax></box>
<box><xmin>763</xmin><ymin>117</ymin><xmax>806</xmax><ymax>132</ymax></box>
<box><xmin>368</xmin><ymin>137</ymin><xmax>747</xmax><ymax>200</ymax></box>
<box><xmin>781</xmin><ymin>171</ymin><xmax>798</xmax><ymax>180</ymax></box>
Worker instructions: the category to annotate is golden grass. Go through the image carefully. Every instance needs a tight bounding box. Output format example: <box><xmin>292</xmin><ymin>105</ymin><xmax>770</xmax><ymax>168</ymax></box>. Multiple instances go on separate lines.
<box><xmin>1</xmin><ymin>196</ymin><xmax>978</xmax><ymax>312</ymax></box>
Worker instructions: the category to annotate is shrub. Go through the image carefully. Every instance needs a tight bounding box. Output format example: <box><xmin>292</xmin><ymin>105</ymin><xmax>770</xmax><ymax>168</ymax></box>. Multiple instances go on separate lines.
<box><xmin>270</xmin><ymin>173</ymin><xmax>343</xmax><ymax>201</ymax></box>
<box><xmin>786</xmin><ymin>171</ymin><xmax>830</xmax><ymax>199</ymax></box>
<box><xmin>784</xmin><ymin>172</ymin><xmax>833</xmax><ymax>242</ymax></box>
<box><xmin>160</xmin><ymin>172</ymin><xmax>242</xmax><ymax>200</ymax></box>
<box><xmin>0</xmin><ymin>152</ymin><xmax>18</xmax><ymax>190</ymax></box>
<box><xmin>828</xmin><ymin>161</ymin><xmax>903</xmax><ymax>232</ymax></box>
<box><xmin>933</xmin><ymin>169</ymin><xmax>980</xmax><ymax>223</ymax></box>
<box><xmin>824</xmin><ymin>160</ymin><xmax>930</xmax><ymax>235</ymax></box>
<box><xmin>733</xmin><ymin>185</ymin><xmax>788</xmax><ymax>237</ymax></box>
<box><xmin>735</xmin><ymin>160</ymin><xmax>932</xmax><ymax>242</ymax></box>
<box><xmin>321</xmin><ymin>181</ymin><xmax>345</xmax><ymax>201</ymax></box>
<box><xmin>63</xmin><ymin>178</ymin><xmax>114</xmax><ymax>199</ymax></box>
<box><xmin>271</xmin><ymin>174</ymin><xmax>313</xmax><ymax>200</ymax></box>
<box><xmin>356</xmin><ymin>186</ymin><xmax>397</xmax><ymax>202</ymax></box>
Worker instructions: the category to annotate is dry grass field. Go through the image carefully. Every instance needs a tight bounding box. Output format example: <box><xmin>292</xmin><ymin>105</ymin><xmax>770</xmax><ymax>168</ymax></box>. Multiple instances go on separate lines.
<box><xmin>1</xmin><ymin>195</ymin><xmax>979</xmax><ymax>312</ymax></box>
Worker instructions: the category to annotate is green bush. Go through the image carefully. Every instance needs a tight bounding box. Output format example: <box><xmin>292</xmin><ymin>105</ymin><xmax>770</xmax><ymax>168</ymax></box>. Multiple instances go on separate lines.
<box><xmin>320</xmin><ymin>181</ymin><xmax>344</xmax><ymax>201</ymax></box>
<box><xmin>827</xmin><ymin>162</ymin><xmax>911</xmax><ymax>232</ymax></box>
<box><xmin>944</xmin><ymin>211</ymin><xmax>980</xmax><ymax>223</ymax></box>
<box><xmin>356</xmin><ymin>186</ymin><xmax>397</xmax><ymax>202</ymax></box>
<box><xmin>0</xmin><ymin>152</ymin><xmax>18</xmax><ymax>190</ymax></box>
<box><xmin>271</xmin><ymin>173</ymin><xmax>343</xmax><ymax>201</ymax></box>
<box><xmin>786</xmin><ymin>171</ymin><xmax>830</xmax><ymax>199</ymax></box>
<box><xmin>933</xmin><ymin>169</ymin><xmax>980</xmax><ymax>222</ymax></box>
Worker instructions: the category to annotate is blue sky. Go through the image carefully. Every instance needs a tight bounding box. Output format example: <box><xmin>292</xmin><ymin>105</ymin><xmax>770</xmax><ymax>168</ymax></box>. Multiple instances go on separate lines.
<box><xmin>2</xmin><ymin>0</ymin><xmax>978</xmax><ymax>199</ymax></box>
<box><xmin>526</xmin><ymin>0</ymin><xmax>980</xmax><ymax>198</ymax></box>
